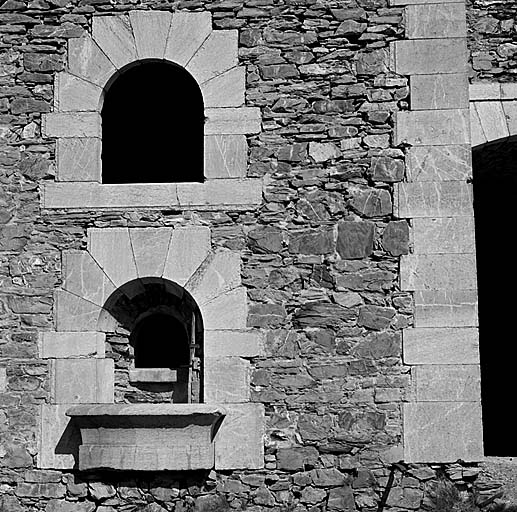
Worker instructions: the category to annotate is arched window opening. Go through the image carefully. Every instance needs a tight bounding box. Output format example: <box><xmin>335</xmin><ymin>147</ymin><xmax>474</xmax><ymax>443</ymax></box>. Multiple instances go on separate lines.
<box><xmin>473</xmin><ymin>136</ymin><xmax>517</xmax><ymax>456</ymax></box>
<box><xmin>101</xmin><ymin>61</ymin><xmax>204</xmax><ymax>184</ymax></box>
<box><xmin>100</xmin><ymin>278</ymin><xmax>203</xmax><ymax>404</ymax></box>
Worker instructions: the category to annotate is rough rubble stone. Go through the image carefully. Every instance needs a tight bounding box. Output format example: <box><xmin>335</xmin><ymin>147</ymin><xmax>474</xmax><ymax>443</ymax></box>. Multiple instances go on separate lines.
<box><xmin>337</xmin><ymin>221</ymin><xmax>375</xmax><ymax>260</ymax></box>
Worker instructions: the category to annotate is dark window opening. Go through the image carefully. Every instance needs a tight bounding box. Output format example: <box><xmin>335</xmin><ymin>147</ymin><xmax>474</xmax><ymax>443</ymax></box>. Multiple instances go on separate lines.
<box><xmin>101</xmin><ymin>61</ymin><xmax>204</xmax><ymax>184</ymax></box>
<box><xmin>473</xmin><ymin>136</ymin><xmax>517</xmax><ymax>456</ymax></box>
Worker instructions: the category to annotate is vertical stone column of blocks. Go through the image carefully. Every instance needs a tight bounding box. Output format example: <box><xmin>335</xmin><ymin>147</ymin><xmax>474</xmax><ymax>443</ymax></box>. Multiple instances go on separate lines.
<box><xmin>390</xmin><ymin>0</ymin><xmax>482</xmax><ymax>463</ymax></box>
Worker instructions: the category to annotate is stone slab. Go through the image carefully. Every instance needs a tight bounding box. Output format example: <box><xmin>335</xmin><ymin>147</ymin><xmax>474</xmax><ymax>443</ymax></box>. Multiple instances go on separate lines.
<box><xmin>38</xmin><ymin>404</ymin><xmax>76</xmax><ymax>469</ymax></box>
<box><xmin>470</xmin><ymin>105</ymin><xmax>487</xmax><ymax>148</ymax></box>
<box><xmin>54</xmin><ymin>289</ymin><xmax>101</xmax><ymax>332</ymax></box>
<box><xmin>205</xmin><ymin>108</ymin><xmax>262</xmax><ymax>135</ymax></box>
<box><xmin>42</xmin><ymin>113</ymin><xmax>100</xmax><ymax>138</ymax></box>
<box><xmin>129</xmin><ymin>10</ymin><xmax>172</xmax><ymax>60</ymax></box>
<box><xmin>0</xmin><ymin>367</ymin><xmax>6</xmax><ymax>392</ymax></box>
<box><xmin>390</xmin><ymin>0</ymin><xmax>460</xmax><ymax>4</ymax></box>
<box><xmin>204</xmin><ymin>135</ymin><xmax>247</xmax><ymax>179</ymax></box>
<box><xmin>39</xmin><ymin>332</ymin><xmax>105</xmax><ymax>359</ymax></box>
<box><xmin>403</xmin><ymin>402</ymin><xmax>483</xmax><ymax>462</ymax></box>
<box><xmin>68</xmin><ymin>36</ymin><xmax>116</xmax><ymax>87</ymax></box>
<box><xmin>412</xmin><ymin>365</ymin><xmax>480</xmax><ymax>402</ymax></box>
<box><xmin>395</xmin><ymin>182</ymin><xmax>473</xmax><ymax>218</ymax></box>
<box><xmin>406</xmin><ymin>3</ymin><xmax>466</xmax><ymax>39</ymax></box>
<box><xmin>164</xmin><ymin>11</ymin><xmax>212</xmax><ymax>67</ymax></box>
<box><xmin>204</xmin><ymin>357</ymin><xmax>250</xmax><ymax>403</ymax></box>
<box><xmin>470</xmin><ymin>82</ymin><xmax>501</xmax><ymax>101</ymax></box>
<box><xmin>410</xmin><ymin>74</ymin><xmax>468</xmax><ymax>110</ymax></box>
<box><xmin>412</xmin><ymin>217</ymin><xmax>475</xmax><ymax>254</ymax></box>
<box><xmin>201</xmin><ymin>287</ymin><xmax>248</xmax><ymax>330</ymax></box>
<box><xmin>129</xmin><ymin>227</ymin><xmax>172</xmax><ymax>278</ymax></box>
<box><xmin>201</xmin><ymin>67</ymin><xmax>245</xmax><ymax>108</ymax></box>
<box><xmin>92</xmin><ymin>15</ymin><xmax>137</xmax><ymax>69</ymax></box>
<box><xmin>56</xmin><ymin>138</ymin><xmax>101</xmax><ymax>182</ymax></box>
<box><xmin>129</xmin><ymin>368</ymin><xmax>177</xmax><ymax>383</ymax></box>
<box><xmin>177</xmin><ymin>180</ymin><xmax>262</xmax><ymax>208</ymax></box>
<box><xmin>204</xmin><ymin>330</ymin><xmax>265</xmax><ymax>358</ymax></box>
<box><xmin>502</xmin><ymin>101</ymin><xmax>517</xmax><ymax>139</ymax></box>
<box><xmin>473</xmin><ymin>101</ymin><xmax>510</xmax><ymax>143</ymax></box>
<box><xmin>54</xmin><ymin>72</ymin><xmax>102</xmax><ymax>112</ymax></box>
<box><xmin>406</xmin><ymin>145</ymin><xmax>472</xmax><ymax>182</ymax></box>
<box><xmin>187</xmin><ymin>30</ymin><xmax>238</xmax><ymax>85</ymax></box>
<box><xmin>414</xmin><ymin>290</ymin><xmax>478</xmax><ymax>328</ymax></box>
<box><xmin>393</xmin><ymin>39</ymin><xmax>468</xmax><ymax>75</ymax></box>
<box><xmin>400</xmin><ymin>254</ymin><xmax>477</xmax><ymax>291</ymax></box>
<box><xmin>403</xmin><ymin>327</ymin><xmax>479</xmax><ymax>365</ymax></box>
<box><xmin>395</xmin><ymin>110</ymin><xmax>470</xmax><ymax>146</ymax></box>
<box><xmin>501</xmin><ymin>83</ymin><xmax>517</xmax><ymax>100</ymax></box>
<box><xmin>215</xmin><ymin>403</ymin><xmax>264</xmax><ymax>470</ymax></box>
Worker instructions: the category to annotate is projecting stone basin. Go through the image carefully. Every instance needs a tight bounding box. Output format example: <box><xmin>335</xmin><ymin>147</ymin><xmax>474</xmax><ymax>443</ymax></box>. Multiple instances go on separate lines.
<box><xmin>66</xmin><ymin>404</ymin><xmax>226</xmax><ymax>471</ymax></box>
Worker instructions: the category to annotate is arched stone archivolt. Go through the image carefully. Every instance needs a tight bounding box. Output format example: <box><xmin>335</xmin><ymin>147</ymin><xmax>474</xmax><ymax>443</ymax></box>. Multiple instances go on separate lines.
<box><xmin>41</xmin><ymin>10</ymin><xmax>262</xmax><ymax>210</ymax></box>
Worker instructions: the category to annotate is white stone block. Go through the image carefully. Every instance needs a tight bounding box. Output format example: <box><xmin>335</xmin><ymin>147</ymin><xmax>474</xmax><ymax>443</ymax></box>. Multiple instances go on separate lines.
<box><xmin>129</xmin><ymin>10</ymin><xmax>172</xmax><ymax>60</ymax></box>
<box><xmin>403</xmin><ymin>327</ymin><xmax>479</xmax><ymax>365</ymax></box>
<box><xmin>412</xmin><ymin>365</ymin><xmax>481</xmax><ymax>402</ymax></box>
<box><xmin>164</xmin><ymin>11</ymin><xmax>212</xmax><ymax>67</ymax></box>
<box><xmin>88</xmin><ymin>228</ymin><xmax>138</xmax><ymax>287</ymax></box>
<box><xmin>474</xmin><ymin>101</ymin><xmax>509</xmax><ymax>143</ymax></box>
<box><xmin>204</xmin><ymin>135</ymin><xmax>247</xmax><ymax>179</ymax></box>
<box><xmin>405</xmin><ymin>3</ymin><xmax>466</xmax><ymax>39</ymax></box>
<box><xmin>56</xmin><ymin>138</ymin><xmax>101</xmax><ymax>182</ymax></box>
<box><xmin>51</xmin><ymin>359</ymin><xmax>114</xmax><ymax>404</ymax></box>
<box><xmin>414</xmin><ymin>290</ymin><xmax>478</xmax><ymax>328</ymax></box>
<box><xmin>187</xmin><ymin>30</ymin><xmax>238</xmax><ymax>85</ymax></box>
<box><xmin>201</xmin><ymin>287</ymin><xmax>248</xmax><ymax>330</ymax></box>
<box><xmin>406</xmin><ymin>145</ymin><xmax>471</xmax><ymax>182</ymax></box>
<box><xmin>0</xmin><ymin>367</ymin><xmax>6</xmax><ymax>392</ymax></box>
<box><xmin>129</xmin><ymin>227</ymin><xmax>173</xmax><ymax>278</ymax></box>
<box><xmin>400</xmin><ymin>254</ymin><xmax>477</xmax><ymax>291</ymax></box>
<box><xmin>470</xmin><ymin>82</ymin><xmax>501</xmax><ymax>101</ymax></box>
<box><xmin>42</xmin><ymin>113</ymin><xmax>100</xmax><ymax>138</ymax></box>
<box><xmin>54</xmin><ymin>73</ymin><xmax>102</xmax><ymax>112</ymax></box>
<box><xmin>470</xmin><ymin>105</ymin><xmax>487</xmax><ymax>148</ymax></box>
<box><xmin>62</xmin><ymin>250</ymin><xmax>115</xmax><ymax>307</ymax></box>
<box><xmin>54</xmin><ymin>289</ymin><xmax>101</xmax><ymax>332</ymax></box>
<box><xmin>410</xmin><ymin>74</ymin><xmax>468</xmax><ymax>110</ymax></box>
<box><xmin>92</xmin><ymin>15</ymin><xmax>137</xmax><ymax>69</ymax></box>
<box><xmin>176</xmin><ymin>179</ymin><xmax>262</xmax><ymax>207</ymax></box>
<box><xmin>393</xmin><ymin>39</ymin><xmax>468</xmax><ymax>75</ymax></box>
<box><xmin>403</xmin><ymin>402</ymin><xmax>483</xmax><ymax>463</ymax></box>
<box><xmin>390</xmin><ymin>0</ymin><xmax>459</xmax><ymax>4</ymax></box>
<box><xmin>162</xmin><ymin>226</ymin><xmax>211</xmax><ymax>286</ymax></box>
<box><xmin>186</xmin><ymin>249</ymin><xmax>241</xmax><ymax>304</ymax></box>
<box><xmin>201</xmin><ymin>67</ymin><xmax>245</xmax><ymax>108</ymax></box>
<box><xmin>39</xmin><ymin>332</ymin><xmax>105</xmax><ymax>359</ymax></box>
<box><xmin>204</xmin><ymin>330</ymin><xmax>265</xmax><ymax>358</ymax></box>
<box><xmin>205</xmin><ymin>107</ymin><xmax>262</xmax><ymax>135</ymax></box>
<box><xmin>215</xmin><ymin>403</ymin><xmax>264</xmax><ymax>470</ymax></box>
<box><xmin>395</xmin><ymin>182</ymin><xmax>473</xmax><ymax>218</ymax></box>
<box><xmin>68</xmin><ymin>36</ymin><xmax>116</xmax><ymax>87</ymax></box>
<box><xmin>395</xmin><ymin>110</ymin><xmax>470</xmax><ymax>146</ymax></box>
<box><xmin>502</xmin><ymin>101</ymin><xmax>517</xmax><ymax>138</ymax></box>
<box><xmin>500</xmin><ymin>83</ymin><xmax>517</xmax><ymax>100</ymax></box>
<box><xmin>412</xmin><ymin>217</ymin><xmax>475</xmax><ymax>254</ymax></box>
<box><xmin>204</xmin><ymin>357</ymin><xmax>250</xmax><ymax>403</ymax></box>
<box><xmin>38</xmin><ymin>404</ymin><xmax>75</xmax><ymax>469</ymax></box>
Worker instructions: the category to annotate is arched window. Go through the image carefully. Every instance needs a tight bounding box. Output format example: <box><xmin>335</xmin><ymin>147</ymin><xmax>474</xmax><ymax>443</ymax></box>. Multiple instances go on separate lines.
<box><xmin>101</xmin><ymin>61</ymin><xmax>204</xmax><ymax>184</ymax></box>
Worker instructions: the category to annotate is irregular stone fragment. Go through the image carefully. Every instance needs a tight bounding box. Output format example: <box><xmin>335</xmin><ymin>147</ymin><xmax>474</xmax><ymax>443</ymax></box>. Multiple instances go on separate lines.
<box><xmin>353</xmin><ymin>331</ymin><xmax>401</xmax><ymax>359</ymax></box>
<box><xmin>357</xmin><ymin>305</ymin><xmax>396</xmax><ymax>330</ymax></box>
<box><xmin>277</xmin><ymin>142</ymin><xmax>307</xmax><ymax>162</ymax></box>
<box><xmin>294</xmin><ymin>302</ymin><xmax>357</xmax><ymax>329</ymax></box>
<box><xmin>382</xmin><ymin>220</ymin><xmax>409</xmax><ymax>256</ymax></box>
<box><xmin>249</xmin><ymin>226</ymin><xmax>284</xmax><ymax>253</ymax></box>
<box><xmin>289</xmin><ymin>228</ymin><xmax>334</xmax><ymax>255</ymax></box>
<box><xmin>356</xmin><ymin>48</ymin><xmax>389</xmax><ymax>75</ymax></box>
<box><xmin>349</xmin><ymin>185</ymin><xmax>392</xmax><ymax>217</ymax></box>
<box><xmin>337</xmin><ymin>221</ymin><xmax>375</xmax><ymax>259</ymax></box>
<box><xmin>328</xmin><ymin>485</ymin><xmax>355</xmax><ymax>511</ymax></box>
<box><xmin>276</xmin><ymin>446</ymin><xmax>319</xmax><ymax>471</ymax></box>
<box><xmin>308</xmin><ymin>142</ymin><xmax>341</xmax><ymax>163</ymax></box>
<box><xmin>370</xmin><ymin>156</ymin><xmax>404</xmax><ymax>182</ymax></box>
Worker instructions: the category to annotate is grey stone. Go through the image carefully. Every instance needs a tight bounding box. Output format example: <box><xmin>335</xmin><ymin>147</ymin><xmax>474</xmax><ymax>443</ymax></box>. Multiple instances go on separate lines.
<box><xmin>289</xmin><ymin>228</ymin><xmax>334</xmax><ymax>255</ymax></box>
<box><xmin>15</xmin><ymin>482</ymin><xmax>65</xmax><ymax>499</ymax></box>
<box><xmin>205</xmin><ymin>135</ymin><xmax>247</xmax><ymax>178</ymax></box>
<box><xmin>68</xmin><ymin>36</ymin><xmax>116</xmax><ymax>87</ymax></box>
<box><xmin>54</xmin><ymin>289</ymin><xmax>101</xmax><ymax>332</ymax></box>
<box><xmin>473</xmin><ymin>101</ymin><xmax>510</xmax><ymax>143</ymax></box>
<box><xmin>92</xmin><ymin>15</ymin><xmax>137</xmax><ymax>69</ymax></box>
<box><xmin>249</xmin><ymin>226</ymin><xmax>284</xmax><ymax>253</ymax></box>
<box><xmin>412</xmin><ymin>217</ymin><xmax>475</xmax><ymax>254</ymax></box>
<box><xmin>204</xmin><ymin>357</ymin><xmax>250</xmax><ymax>403</ymax></box>
<box><xmin>414</xmin><ymin>290</ymin><xmax>478</xmax><ymax>328</ymax></box>
<box><xmin>56</xmin><ymin>138</ymin><xmax>101</xmax><ymax>182</ymax></box>
<box><xmin>370</xmin><ymin>156</ymin><xmax>404</xmax><ymax>182</ymax></box>
<box><xmin>129</xmin><ymin>227</ymin><xmax>172</xmax><ymax>278</ymax></box>
<box><xmin>39</xmin><ymin>332</ymin><xmax>105</xmax><ymax>359</ymax></box>
<box><xmin>406</xmin><ymin>145</ymin><xmax>472</xmax><ymax>182</ymax></box>
<box><xmin>356</xmin><ymin>48</ymin><xmax>389</xmax><ymax>75</ymax></box>
<box><xmin>45</xmin><ymin>499</ymin><xmax>94</xmax><ymax>512</ymax></box>
<box><xmin>410</xmin><ymin>74</ymin><xmax>469</xmax><ymax>110</ymax></box>
<box><xmin>129</xmin><ymin>10</ymin><xmax>172</xmax><ymax>59</ymax></box>
<box><xmin>276</xmin><ymin>446</ymin><xmax>319</xmax><ymax>470</ymax></box>
<box><xmin>38</xmin><ymin>405</ymin><xmax>75</xmax><ymax>469</ymax></box>
<box><xmin>382</xmin><ymin>220</ymin><xmax>409</xmax><ymax>256</ymax></box>
<box><xmin>42</xmin><ymin>113</ymin><xmax>100</xmax><ymax>138</ymax></box>
<box><xmin>357</xmin><ymin>305</ymin><xmax>395</xmax><ymax>330</ymax></box>
<box><xmin>205</xmin><ymin>107</ymin><xmax>262</xmax><ymax>135</ymax></box>
<box><xmin>205</xmin><ymin>330</ymin><xmax>264</xmax><ymax>358</ymax></box>
<box><xmin>54</xmin><ymin>72</ymin><xmax>101</xmax><ymax>112</ymax></box>
<box><xmin>201</xmin><ymin>67</ymin><xmax>245</xmax><ymax>108</ymax></box>
<box><xmin>349</xmin><ymin>185</ymin><xmax>392</xmax><ymax>217</ymax></box>
<box><xmin>353</xmin><ymin>331</ymin><xmax>401</xmax><ymax>359</ymax></box>
<box><xmin>337</xmin><ymin>221</ymin><xmax>375</xmax><ymax>259</ymax></box>
<box><xmin>328</xmin><ymin>485</ymin><xmax>355</xmax><ymax>511</ymax></box>
<box><xmin>469</xmin><ymin>82</ymin><xmax>501</xmax><ymax>101</ymax></box>
<box><xmin>89</xmin><ymin>482</ymin><xmax>116</xmax><ymax>500</ymax></box>
<box><xmin>194</xmin><ymin>495</ymin><xmax>230</xmax><ymax>512</ymax></box>
<box><xmin>202</xmin><ymin>287</ymin><xmax>248</xmax><ymax>330</ymax></box>
<box><xmin>406</xmin><ymin>3</ymin><xmax>466</xmax><ymax>39</ymax></box>
<box><xmin>309</xmin><ymin>141</ymin><xmax>341</xmax><ymax>162</ymax></box>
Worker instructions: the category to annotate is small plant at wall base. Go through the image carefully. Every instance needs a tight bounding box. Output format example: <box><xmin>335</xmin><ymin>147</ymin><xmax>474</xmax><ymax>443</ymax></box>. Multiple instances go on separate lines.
<box><xmin>427</xmin><ymin>479</ymin><xmax>481</xmax><ymax>512</ymax></box>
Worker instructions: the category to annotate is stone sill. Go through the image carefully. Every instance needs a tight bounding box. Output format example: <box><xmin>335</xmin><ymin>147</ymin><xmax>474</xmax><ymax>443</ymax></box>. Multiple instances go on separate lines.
<box><xmin>129</xmin><ymin>368</ymin><xmax>177</xmax><ymax>383</ymax></box>
<box><xmin>41</xmin><ymin>179</ymin><xmax>262</xmax><ymax>210</ymax></box>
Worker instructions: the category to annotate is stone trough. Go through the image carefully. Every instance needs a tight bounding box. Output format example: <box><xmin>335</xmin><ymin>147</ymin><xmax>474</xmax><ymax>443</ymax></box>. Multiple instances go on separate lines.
<box><xmin>66</xmin><ymin>404</ymin><xmax>226</xmax><ymax>471</ymax></box>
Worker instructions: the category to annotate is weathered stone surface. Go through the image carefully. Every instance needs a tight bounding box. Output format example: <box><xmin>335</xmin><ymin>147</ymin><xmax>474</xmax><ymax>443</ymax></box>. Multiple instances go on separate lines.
<box><xmin>403</xmin><ymin>327</ymin><xmax>479</xmax><ymax>365</ymax></box>
<box><xmin>328</xmin><ymin>485</ymin><xmax>355</xmax><ymax>511</ymax></box>
<box><xmin>162</xmin><ymin>226</ymin><xmax>210</xmax><ymax>286</ymax></box>
<box><xmin>308</xmin><ymin>141</ymin><xmax>341</xmax><ymax>163</ymax></box>
<box><xmin>400</xmin><ymin>254</ymin><xmax>477</xmax><ymax>291</ymax></box>
<box><xmin>194</xmin><ymin>495</ymin><xmax>229</xmax><ymax>512</ymax></box>
<box><xmin>414</xmin><ymin>290</ymin><xmax>478</xmax><ymax>328</ymax></box>
<box><xmin>382</xmin><ymin>220</ymin><xmax>409</xmax><ymax>256</ymax></box>
<box><xmin>205</xmin><ymin>135</ymin><xmax>247</xmax><ymax>178</ymax></box>
<box><xmin>38</xmin><ymin>405</ymin><xmax>75</xmax><ymax>469</ymax></box>
<box><xmin>395</xmin><ymin>182</ymin><xmax>473</xmax><ymax>218</ymax></box>
<box><xmin>129</xmin><ymin>10</ymin><xmax>172</xmax><ymax>59</ymax></box>
<box><xmin>294</xmin><ymin>302</ymin><xmax>356</xmax><ymax>329</ymax></box>
<box><xmin>348</xmin><ymin>185</ymin><xmax>392</xmax><ymax>217</ymax></box>
<box><xmin>205</xmin><ymin>107</ymin><xmax>262</xmax><ymax>135</ymax></box>
<box><xmin>393</xmin><ymin>39</ymin><xmax>468</xmax><ymax>75</ymax></box>
<box><xmin>410</xmin><ymin>74</ymin><xmax>469</xmax><ymax>110</ymax></box>
<box><xmin>0</xmin><ymin>367</ymin><xmax>6</xmax><ymax>392</ymax></box>
<box><xmin>204</xmin><ymin>357</ymin><xmax>250</xmax><ymax>403</ymax></box>
<box><xmin>39</xmin><ymin>332</ymin><xmax>105</xmax><ymax>359</ymax></box>
<box><xmin>473</xmin><ymin>101</ymin><xmax>510</xmax><ymax>143</ymax></box>
<box><xmin>202</xmin><ymin>287</ymin><xmax>248</xmax><ymax>330</ymax></box>
<box><xmin>45</xmin><ymin>499</ymin><xmax>95</xmax><ymax>512</ymax></box>
<box><xmin>15</xmin><ymin>482</ymin><xmax>66</xmax><ymax>499</ymax></box>
<box><xmin>502</xmin><ymin>101</ymin><xmax>517</xmax><ymax>140</ymax></box>
<box><xmin>412</xmin><ymin>217</ymin><xmax>475</xmax><ymax>254</ymax></box>
<box><xmin>249</xmin><ymin>226</ymin><xmax>284</xmax><ymax>253</ymax></box>
<box><xmin>403</xmin><ymin>402</ymin><xmax>483</xmax><ymax>462</ymax></box>
<box><xmin>54</xmin><ymin>289</ymin><xmax>101</xmax><ymax>332</ymax></box>
<box><xmin>51</xmin><ymin>359</ymin><xmax>114</xmax><ymax>403</ymax></box>
<box><xmin>412</xmin><ymin>365</ymin><xmax>481</xmax><ymax>402</ymax></box>
<box><xmin>56</xmin><ymin>138</ymin><xmax>101</xmax><ymax>182</ymax></box>
<box><xmin>289</xmin><ymin>228</ymin><xmax>334</xmax><ymax>255</ymax></box>
<box><xmin>68</xmin><ymin>36</ymin><xmax>116</xmax><ymax>87</ymax></box>
<box><xmin>406</xmin><ymin>145</ymin><xmax>472</xmax><ymax>182</ymax></box>
<box><xmin>356</xmin><ymin>48</ymin><xmax>389</xmax><ymax>75</ymax></box>
<box><xmin>92</xmin><ymin>15</ymin><xmax>137</xmax><ymax>69</ymax></box>
<box><xmin>406</xmin><ymin>3</ymin><xmax>466</xmax><ymax>39</ymax></box>
<box><xmin>201</xmin><ymin>67</ymin><xmax>245</xmax><ymax>108</ymax></box>
<box><xmin>337</xmin><ymin>221</ymin><xmax>375</xmax><ymax>259</ymax></box>
<box><xmin>470</xmin><ymin>105</ymin><xmax>486</xmax><ymax>147</ymax></box>
<box><xmin>205</xmin><ymin>330</ymin><xmax>264</xmax><ymax>358</ymax></box>
<box><xmin>215</xmin><ymin>403</ymin><xmax>264</xmax><ymax>470</ymax></box>
<box><xmin>470</xmin><ymin>82</ymin><xmax>501</xmax><ymax>101</ymax></box>
<box><xmin>395</xmin><ymin>110</ymin><xmax>470</xmax><ymax>146</ymax></box>
<box><xmin>276</xmin><ymin>446</ymin><xmax>319</xmax><ymax>471</ymax></box>
<box><xmin>54</xmin><ymin>72</ymin><xmax>101</xmax><ymax>112</ymax></box>
<box><xmin>129</xmin><ymin>227</ymin><xmax>172</xmax><ymax>278</ymax></box>
<box><xmin>353</xmin><ymin>331</ymin><xmax>401</xmax><ymax>359</ymax></box>
<box><xmin>42</xmin><ymin>113</ymin><xmax>101</xmax><ymax>138</ymax></box>
<box><xmin>369</xmin><ymin>156</ymin><xmax>404</xmax><ymax>182</ymax></box>
<box><xmin>390</xmin><ymin>0</ymin><xmax>459</xmax><ymax>4</ymax></box>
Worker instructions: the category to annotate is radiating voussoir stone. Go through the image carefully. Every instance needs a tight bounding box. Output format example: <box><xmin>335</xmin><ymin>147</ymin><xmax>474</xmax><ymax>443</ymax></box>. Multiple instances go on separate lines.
<box><xmin>337</xmin><ymin>221</ymin><xmax>375</xmax><ymax>259</ymax></box>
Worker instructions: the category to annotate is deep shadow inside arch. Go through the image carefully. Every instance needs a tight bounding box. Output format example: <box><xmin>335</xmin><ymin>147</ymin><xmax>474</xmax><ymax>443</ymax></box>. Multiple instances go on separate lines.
<box><xmin>101</xmin><ymin>61</ymin><xmax>204</xmax><ymax>184</ymax></box>
<box><xmin>473</xmin><ymin>135</ymin><xmax>517</xmax><ymax>456</ymax></box>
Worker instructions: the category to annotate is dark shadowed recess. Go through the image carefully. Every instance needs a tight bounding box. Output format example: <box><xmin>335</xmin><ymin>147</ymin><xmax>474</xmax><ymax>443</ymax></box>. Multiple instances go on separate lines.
<box><xmin>101</xmin><ymin>60</ymin><xmax>204</xmax><ymax>184</ymax></box>
<box><xmin>473</xmin><ymin>135</ymin><xmax>517</xmax><ymax>456</ymax></box>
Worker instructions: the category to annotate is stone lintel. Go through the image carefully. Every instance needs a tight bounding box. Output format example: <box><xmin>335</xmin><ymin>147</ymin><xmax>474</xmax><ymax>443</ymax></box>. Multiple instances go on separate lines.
<box><xmin>405</xmin><ymin>3</ymin><xmax>466</xmax><ymax>39</ymax></box>
<box><xmin>39</xmin><ymin>332</ymin><xmax>105</xmax><ymax>359</ymax></box>
<box><xmin>412</xmin><ymin>217</ymin><xmax>475</xmax><ymax>254</ymax></box>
